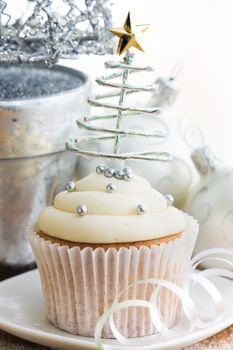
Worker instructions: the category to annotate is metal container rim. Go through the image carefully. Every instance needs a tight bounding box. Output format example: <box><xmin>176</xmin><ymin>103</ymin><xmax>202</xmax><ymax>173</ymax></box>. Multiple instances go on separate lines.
<box><xmin>0</xmin><ymin>64</ymin><xmax>91</xmax><ymax>107</ymax></box>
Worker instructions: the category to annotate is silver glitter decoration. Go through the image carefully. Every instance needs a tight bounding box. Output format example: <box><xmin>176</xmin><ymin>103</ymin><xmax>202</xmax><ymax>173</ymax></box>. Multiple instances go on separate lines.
<box><xmin>106</xmin><ymin>183</ymin><xmax>116</xmax><ymax>193</ymax></box>
<box><xmin>0</xmin><ymin>65</ymin><xmax>83</xmax><ymax>100</ymax></box>
<box><xmin>76</xmin><ymin>204</ymin><xmax>88</xmax><ymax>216</ymax></box>
<box><xmin>165</xmin><ymin>194</ymin><xmax>174</xmax><ymax>206</ymax></box>
<box><xmin>104</xmin><ymin>167</ymin><xmax>115</xmax><ymax>178</ymax></box>
<box><xmin>66</xmin><ymin>51</ymin><xmax>173</xmax><ymax>162</ymax></box>
<box><xmin>96</xmin><ymin>164</ymin><xmax>106</xmax><ymax>174</ymax></box>
<box><xmin>65</xmin><ymin>181</ymin><xmax>76</xmax><ymax>192</ymax></box>
<box><xmin>136</xmin><ymin>204</ymin><xmax>147</xmax><ymax>215</ymax></box>
<box><xmin>0</xmin><ymin>0</ymin><xmax>113</xmax><ymax>65</ymax></box>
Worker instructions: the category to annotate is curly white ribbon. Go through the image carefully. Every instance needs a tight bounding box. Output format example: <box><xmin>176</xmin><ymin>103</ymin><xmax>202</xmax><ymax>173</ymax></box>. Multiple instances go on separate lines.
<box><xmin>95</xmin><ymin>248</ymin><xmax>233</xmax><ymax>350</ymax></box>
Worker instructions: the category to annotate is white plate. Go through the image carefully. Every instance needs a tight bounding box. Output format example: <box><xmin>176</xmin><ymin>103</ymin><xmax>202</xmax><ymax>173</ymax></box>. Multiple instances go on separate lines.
<box><xmin>0</xmin><ymin>270</ymin><xmax>233</xmax><ymax>350</ymax></box>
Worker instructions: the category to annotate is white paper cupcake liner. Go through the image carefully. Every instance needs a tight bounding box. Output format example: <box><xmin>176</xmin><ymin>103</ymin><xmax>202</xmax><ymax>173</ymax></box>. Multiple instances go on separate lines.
<box><xmin>29</xmin><ymin>214</ymin><xmax>198</xmax><ymax>339</ymax></box>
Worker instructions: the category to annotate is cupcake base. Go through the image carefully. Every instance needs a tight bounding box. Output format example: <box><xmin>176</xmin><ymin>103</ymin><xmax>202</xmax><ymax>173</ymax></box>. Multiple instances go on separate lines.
<box><xmin>36</xmin><ymin>229</ymin><xmax>182</xmax><ymax>249</ymax></box>
<box><xmin>29</xmin><ymin>214</ymin><xmax>198</xmax><ymax>339</ymax></box>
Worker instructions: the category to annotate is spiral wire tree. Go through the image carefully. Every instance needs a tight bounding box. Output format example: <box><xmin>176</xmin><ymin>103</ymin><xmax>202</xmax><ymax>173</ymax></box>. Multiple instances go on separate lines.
<box><xmin>66</xmin><ymin>13</ymin><xmax>173</xmax><ymax>163</ymax></box>
<box><xmin>0</xmin><ymin>0</ymin><xmax>113</xmax><ymax>65</ymax></box>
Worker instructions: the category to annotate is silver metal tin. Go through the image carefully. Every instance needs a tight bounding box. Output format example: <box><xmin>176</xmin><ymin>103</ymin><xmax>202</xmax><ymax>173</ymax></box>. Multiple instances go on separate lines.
<box><xmin>0</xmin><ymin>65</ymin><xmax>91</xmax><ymax>158</ymax></box>
<box><xmin>0</xmin><ymin>64</ymin><xmax>91</xmax><ymax>269</ymax></box>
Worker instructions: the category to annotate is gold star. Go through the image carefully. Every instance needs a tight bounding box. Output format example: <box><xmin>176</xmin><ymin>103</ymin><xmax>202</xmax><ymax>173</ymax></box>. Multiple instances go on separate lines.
<box><xmin>109</xmin><ymin>12</ymin><xmax>150</xmax><ymax>55</ymax></box>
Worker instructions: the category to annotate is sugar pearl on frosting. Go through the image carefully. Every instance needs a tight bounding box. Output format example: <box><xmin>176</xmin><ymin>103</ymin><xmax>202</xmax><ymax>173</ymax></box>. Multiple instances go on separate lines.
<box><xmin>65</xmin><ymin>181</ymin><xmax>76</xmax><ymax>192</ymax></box>
<box><xmin>104</xmin><ymin>167</ymin><xmax>115</xmax><ymax>178</ymax></box>
<box><xmin>165</xmin><ymin>194</ymin><xmax>174</xmax><ymax>206</ymax></box>
<box><xmin>123</xmin><ymin>172</ymin><xmax>133</xmax><ymax>182</ymax></box>
<box><xmin>136</xmin><ymin>204</ymin><xmax>147</xmax><ymax>215</ymax></box>
<box><xmin>96</xmin><ymin>164</ymin><xmax>106</xmax><ymax>174</ymax></box>
<box><xmin>114</xmin><ymin>170</ymin><xmax>124</xmax><ymax>180</ymax></box>
<box><xmin>76</xmin><ymin>204</ymin><xmax>88</xmax><ymax>216</ymax></box>
<box><xmin>123</xmin><ymin>166</ymin><xmax>132</xmax><ymax>174</ymax></box>
<box><xmin>106</xmin><ymin>183</ymin><xmax>116</xmax><ymax>193</ymax></box>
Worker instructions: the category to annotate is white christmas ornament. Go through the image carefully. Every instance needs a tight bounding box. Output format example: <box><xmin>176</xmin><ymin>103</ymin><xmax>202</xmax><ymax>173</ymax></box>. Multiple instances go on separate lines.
<box><xmin>184</xmin><ymin>145</ymin><xmax>233</xmax><ymax>262</ymax></box>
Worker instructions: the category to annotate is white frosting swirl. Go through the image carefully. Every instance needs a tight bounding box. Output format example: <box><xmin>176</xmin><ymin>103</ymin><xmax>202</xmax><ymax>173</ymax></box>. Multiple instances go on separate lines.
<box><xmin>38</xmin><ymin>173</ymin><xmax>185</xmax><ymax>243</ymax></box>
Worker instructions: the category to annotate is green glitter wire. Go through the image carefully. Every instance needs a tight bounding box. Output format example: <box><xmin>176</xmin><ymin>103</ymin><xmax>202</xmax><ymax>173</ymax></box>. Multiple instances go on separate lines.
<box><xmin>66</xmin><ymin>51</ymin><xmax>173</xmax><ymax>162</ymax></box>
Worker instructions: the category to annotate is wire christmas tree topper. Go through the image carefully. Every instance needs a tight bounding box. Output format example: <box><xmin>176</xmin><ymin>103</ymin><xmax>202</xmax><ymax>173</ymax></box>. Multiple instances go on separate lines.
<box><xmin>109</xmin><ymin>12</ymin><xmax>149</xmax><ymax>55</ymax></box>
<box><xmin>66</xmin><ymin>12</ymin><xmax>173</xmax><ymax>162</ymax></box>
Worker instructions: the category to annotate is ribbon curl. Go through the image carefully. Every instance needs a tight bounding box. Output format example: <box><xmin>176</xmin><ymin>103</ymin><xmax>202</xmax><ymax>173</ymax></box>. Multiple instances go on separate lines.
<box><xmin>95</xmin><ymin>248</ymin><xmax>233</xmax><ymax>350</ymax></box>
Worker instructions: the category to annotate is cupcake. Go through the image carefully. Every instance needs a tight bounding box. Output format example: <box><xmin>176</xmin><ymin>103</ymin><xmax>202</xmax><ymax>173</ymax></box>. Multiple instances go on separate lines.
<box><xmin>29</xmin><ymin>167</ymin><xmax>198</xmax><ymax>338</ymax></box>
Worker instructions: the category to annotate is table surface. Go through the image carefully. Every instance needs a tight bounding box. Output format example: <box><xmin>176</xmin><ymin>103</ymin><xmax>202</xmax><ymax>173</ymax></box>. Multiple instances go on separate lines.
<box><xmin>1</xmin><ymin>325</ymin><xmax>233</xmax><ymax>350</ymax></box>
